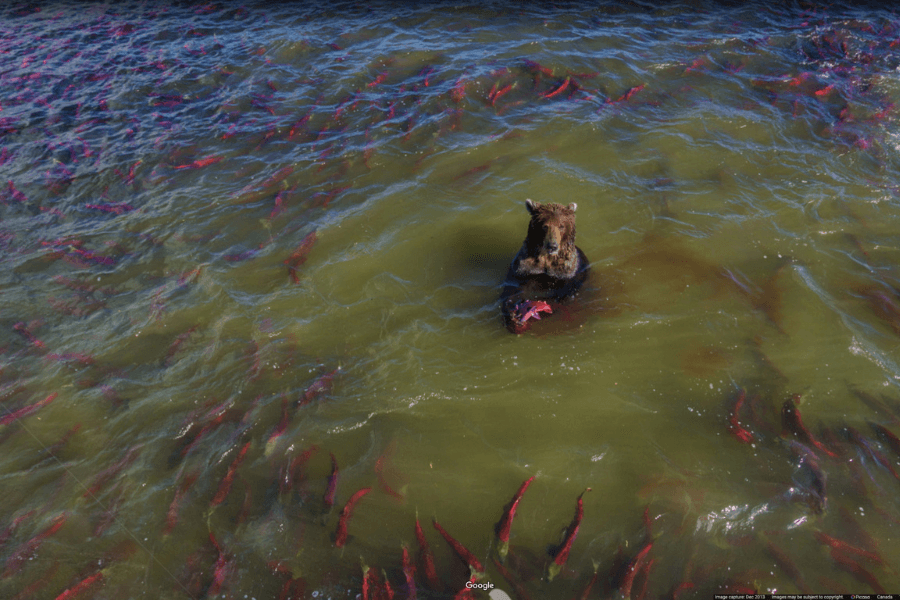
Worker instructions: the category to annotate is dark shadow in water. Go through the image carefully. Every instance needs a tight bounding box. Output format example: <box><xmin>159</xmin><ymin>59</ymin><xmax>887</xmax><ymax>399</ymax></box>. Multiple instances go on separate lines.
<box><xmin>451</xmin><ymin>224</ymin><xmax>517</xmax><ymax>278</ymax></box>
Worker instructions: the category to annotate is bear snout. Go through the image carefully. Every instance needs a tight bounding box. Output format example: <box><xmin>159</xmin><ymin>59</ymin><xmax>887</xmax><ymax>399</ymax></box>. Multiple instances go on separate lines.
<box><xmin>545</xmin><ymin>241</ymin><xmax>559</xmax><ymax>255</ymax></box>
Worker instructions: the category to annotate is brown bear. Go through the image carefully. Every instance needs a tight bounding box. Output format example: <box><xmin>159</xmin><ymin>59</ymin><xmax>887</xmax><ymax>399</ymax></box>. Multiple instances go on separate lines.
<box><xmin>500</xmin><ymin>199</ymin><xmax>589</xmax><ymax>333</ymax></box>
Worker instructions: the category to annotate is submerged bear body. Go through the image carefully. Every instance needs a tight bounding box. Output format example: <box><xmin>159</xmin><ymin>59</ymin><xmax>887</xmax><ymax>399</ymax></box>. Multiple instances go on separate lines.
<box><xmin>501</xmin><ymin>200</ymin><xmax>589</xmax><ymax>333</ymax></box>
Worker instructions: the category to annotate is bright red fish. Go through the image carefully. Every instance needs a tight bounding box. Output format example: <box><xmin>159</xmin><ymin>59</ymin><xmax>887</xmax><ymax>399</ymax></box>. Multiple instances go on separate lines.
<box><xmin>453</xmin><ymin>575</ymin><xmax>477</xmax><ymax>600</ymax></box>
<box><xmin>362</xmin><ymin>562</ymin><xmax>372</xmax><ymax>600</ymax></box>
<box><xmin>490</xmin><ymin>83</ymin><xmax>514</xmax><ymax>106</ymax></box>
<box><xmin>55</xmin><ymin>571</ymin><xmax>104</xmax><ymax>600</ymax></box>
<box><xmin>814</xmin><ymin>531</ymin><xmax>882</xmax><ymax>565</ymax></box>
<box><xmin>495</xmin><ymin>475</ymin><xmax>535</xmax><ymax>560</ymax></box>
<box><xmin>575</xmin><ymin>562</ymin><xmax>600</xmax><ymax>600</ymax></box>
<box><xmin>367</xmin><ymin>72</ymin><xmax>388</xmax><ymax>88</ymax></box>
<box><xmin>432</xmin><ymin>518</ymin><xmax>484</xmax><ymax>576</ymax></box>
<box><xmin>543</xmin><ymin>77</ymin><xmax>571</xmax><ymax>99</ymax></box>
<box><xmin>334</xmin><ymin>487</ymin><xmax>372</xmax><ymax>547</ymax></box>
<box><xmin>362</xmin><ymin>561</ymin><xmax>396</xmax><ymax>600</ymax></box>
<box><xmin>548</xmin><ymin>488</ymin><xmax>590</xmax><ymax>580</ymax></box>
<box><xmin>7</xmin><ymin>181</ymin><xmax>28</xmax><ymax>203</ymax></box>
<box><xmin>618</xmin><ymin>542</ymin><xmax>653</xmax><ymax>598</ymax></box>
<box><xmin>782</xmin><ymin>395</ymin><xmax>837</xmax><ymax>458</ymax></box>
<box><xmin>727</xmin><ymin>389</ymin><xmax>754</xmax><ymax>444</ymax></box>
<box><xmin>514</xmin><ymin>300</ymin><xmax>552</xmax><ymax>324</ymax></box>
<box><xmin>415</xmin><ymin>518</ymin><xmax>441</xmax><ymax>591</ymax></box>
<box><xmin>210</xmin><ymin>441</ymin><xmax>251</xmax><ymax>507</ymax></box>
<box><xmin>609</xmin><ymin>84</ymin><xmax>645</xmax><ymax>104</ymax></box>
<box><xmin>3</xmin><ymin>513</ymin><xmax>67</xmax><ymax>578</ymax></box>
<box><xmin>1</xmin><ymin>393</ymin><xmax>57</xmax><ymax>426</ymax></box>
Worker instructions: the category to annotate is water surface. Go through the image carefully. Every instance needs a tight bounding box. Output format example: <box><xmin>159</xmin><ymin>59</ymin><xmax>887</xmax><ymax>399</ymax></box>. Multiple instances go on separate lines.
<box><xmin>2</xmin><ymin>1</ymin><xmax>900</xmax><ymax>598</ymax></box>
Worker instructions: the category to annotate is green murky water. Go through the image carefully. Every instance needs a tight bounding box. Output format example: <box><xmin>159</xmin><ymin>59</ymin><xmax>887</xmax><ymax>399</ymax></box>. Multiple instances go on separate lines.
<box><xmin>2</xmin><ymin>1</ymin><xmax>900</xmax><ymax>598</ymax></box>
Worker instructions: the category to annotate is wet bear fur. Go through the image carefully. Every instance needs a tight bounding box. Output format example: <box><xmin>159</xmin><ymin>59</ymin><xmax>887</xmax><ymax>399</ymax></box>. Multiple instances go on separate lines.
<box><xmin>501</xmin><ymin>199</ymin><xmax>589</xmax><ymax>332</ymax></box>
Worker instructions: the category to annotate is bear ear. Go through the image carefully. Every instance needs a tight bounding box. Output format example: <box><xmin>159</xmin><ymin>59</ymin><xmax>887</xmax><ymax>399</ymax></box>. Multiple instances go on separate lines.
<box><xmin>568</xmin><ymin>203</ymin><xmax>577</xmax><ymax>212</ymax></box>
<box><xmin>526</xmin><ymin>199</ymin><xmax>539</xmax><ymax>214</ymax></box>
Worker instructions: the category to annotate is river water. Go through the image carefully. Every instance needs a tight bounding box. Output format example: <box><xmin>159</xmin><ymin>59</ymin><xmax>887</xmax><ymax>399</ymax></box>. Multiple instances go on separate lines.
<box><xmin>2</xmin><ymin>1</ymin><xmax>900</xmax><ymax>598</ymax></box>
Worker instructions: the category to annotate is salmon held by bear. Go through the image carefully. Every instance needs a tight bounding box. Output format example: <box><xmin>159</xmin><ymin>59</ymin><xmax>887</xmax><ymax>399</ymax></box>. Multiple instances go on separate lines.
<box><xmin>501</xmin><ymin>199</ymin><xmax>589</xmax><ymax>334</ymax></box>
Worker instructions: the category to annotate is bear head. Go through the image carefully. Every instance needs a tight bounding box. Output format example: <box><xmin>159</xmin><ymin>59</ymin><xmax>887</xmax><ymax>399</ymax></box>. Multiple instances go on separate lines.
<box><xmin>524</xmin><ymin>199</ymin><xmax>577</xmax><ymax>258</ymax></box>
